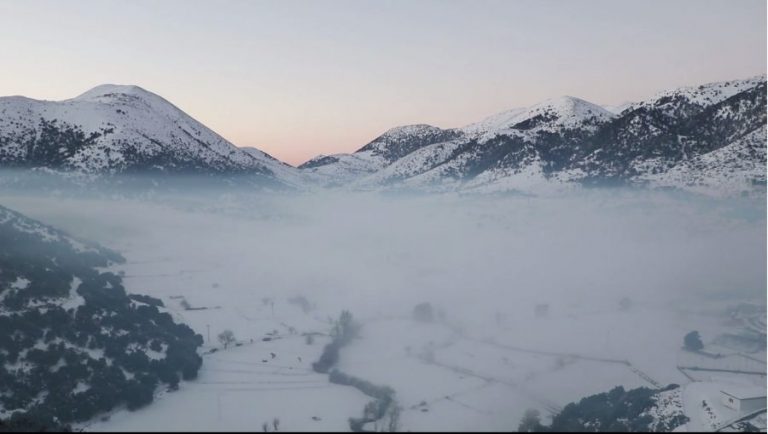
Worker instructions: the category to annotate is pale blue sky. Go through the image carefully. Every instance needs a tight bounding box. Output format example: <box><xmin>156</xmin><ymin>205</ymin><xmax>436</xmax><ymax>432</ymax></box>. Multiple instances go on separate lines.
<box><xmin>0</xmin><ymin>0</ymin><xmax>765</xmax><ymax>164</ymax></box>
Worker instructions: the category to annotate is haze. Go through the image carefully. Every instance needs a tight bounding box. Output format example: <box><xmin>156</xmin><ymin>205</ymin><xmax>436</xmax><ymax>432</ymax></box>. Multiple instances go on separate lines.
<box><xmin>0</xmin><ymin>183</ymin><xmax>764</xmax><ymax>430</ymax></box>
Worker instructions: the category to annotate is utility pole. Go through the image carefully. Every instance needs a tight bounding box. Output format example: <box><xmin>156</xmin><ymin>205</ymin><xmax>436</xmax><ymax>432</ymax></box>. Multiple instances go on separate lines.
<box><xmin>207</xmin><ymin>324</ymin><xmax>211</xmax><ymax>344</ymax></box>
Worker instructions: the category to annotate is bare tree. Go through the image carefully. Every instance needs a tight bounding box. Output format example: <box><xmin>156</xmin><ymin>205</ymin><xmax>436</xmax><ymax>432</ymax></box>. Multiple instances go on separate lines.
<box><xmin>261</xmin><ymin>421</ymin><xmax>269</xmax><ymax>432</ymax></box>
<box><xmin>218</xmin><ymin>329</ymin><xmax>236</xmax><ymax>349</ymax></box>
<box><xmin>518</xmin><ymin>409</ymin><xmax>544</xmax><ymax>432</ymax></box>
<box><xmin>272</xmin><ymin>418</ymin><xmax>280</xmax><ymax>431</ymax></box>
<box><xmin>387</xmin><ymin>405</ymin><xmax>401</xmax><ymax>432</ymax></box>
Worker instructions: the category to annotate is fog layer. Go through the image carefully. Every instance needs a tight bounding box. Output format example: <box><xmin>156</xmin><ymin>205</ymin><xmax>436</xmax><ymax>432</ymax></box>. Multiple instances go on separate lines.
<box><xmin>0</xmin><ymin>187</ymin><xmax>764</xmax><ymax>431</ymax></box>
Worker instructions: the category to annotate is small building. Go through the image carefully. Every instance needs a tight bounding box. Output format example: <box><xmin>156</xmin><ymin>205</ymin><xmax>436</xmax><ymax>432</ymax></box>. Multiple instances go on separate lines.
<box><xmin>720</xmin><ymin>387</ymin><xmax>767</xmax><ymax>414</ymax></box>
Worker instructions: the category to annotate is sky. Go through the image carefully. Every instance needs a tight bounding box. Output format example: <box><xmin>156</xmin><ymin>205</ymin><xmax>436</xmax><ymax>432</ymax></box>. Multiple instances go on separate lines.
<box><xmin>0</xmin><ymin>0</ymin><xmax>765</xmax><ymax>166</ymax></box>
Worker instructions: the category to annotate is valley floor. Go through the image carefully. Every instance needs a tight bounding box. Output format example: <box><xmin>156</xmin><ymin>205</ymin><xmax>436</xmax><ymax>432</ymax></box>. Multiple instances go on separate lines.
<box><xmin>0</xmin><ymin>190</ymin><xmax>764</xmax><ymax>431</ymax></box>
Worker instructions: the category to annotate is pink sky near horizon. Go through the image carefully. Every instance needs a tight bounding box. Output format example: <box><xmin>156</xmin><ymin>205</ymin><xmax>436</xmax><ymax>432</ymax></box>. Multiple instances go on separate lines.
<box><xmin>0</xmin><ymin>0</ymin><xmax>765</xmax><ymax>166</ymax></box>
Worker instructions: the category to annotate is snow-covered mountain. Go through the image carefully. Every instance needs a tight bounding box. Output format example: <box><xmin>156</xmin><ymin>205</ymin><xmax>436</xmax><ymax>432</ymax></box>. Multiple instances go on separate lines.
<box><xmin>462</xmin><ymin>95</ymin><xmax>615</xmax><ymax>141</ymax></box>
<box><xmin>298</xmin><ymin>124</ymin><xmax>462</xmax><ymax>187</ymax></box>
<box><xmin>623</xmin><ymin>75</ymin><xmax>766</xmax><ymax>118</ymax></box>
<box><xmin>238</xmin><ymin>146</ymin><xmax>306</xmax><ymax>188</ymax></box>
<box><xmin>0</xmin><ymin>85</ymin><xmax>300</xmax><ymax>187</ymax></box>
<box><xmin>639</xmin><ymin>125</ymin><xmax>767</xmax><ymax>196</ymax></box>
<box><xmin>301</xmin><ymin>75</ymin><xmax>767</xmax><ymax>196</ymax></box>
<box><xmin>1</xmin><ymin>77</ymin><xmax>764</xmax><ymax>196</ymax></box>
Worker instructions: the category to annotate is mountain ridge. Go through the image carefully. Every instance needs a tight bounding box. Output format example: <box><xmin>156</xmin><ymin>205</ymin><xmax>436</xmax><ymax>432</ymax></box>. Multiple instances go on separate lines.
<box><xmin>299</xmin><ymin>75</ymin><xmax>766</xmax><ymax>196</ymax></box>
<box><xmin>0</xmin><ymin>84</ymin><xmax>298</xmax><ymax>188</ymax></box>
<box><xmin>0</xmin><ymin>76</ymin><xmax>765</xmax><ymax>196</ymax></box>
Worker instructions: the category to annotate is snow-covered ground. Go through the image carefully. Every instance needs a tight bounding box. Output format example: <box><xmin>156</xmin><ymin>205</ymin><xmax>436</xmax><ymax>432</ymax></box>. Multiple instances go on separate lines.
<box><xmin>84</xmin><ymin>333</ymin><xmax>368</xmax><ymax>432</ymax></box>
<box><xmin>0</xmin><ymin>189</ymin><xmax>764</xmax><ymax>431</ymax></box>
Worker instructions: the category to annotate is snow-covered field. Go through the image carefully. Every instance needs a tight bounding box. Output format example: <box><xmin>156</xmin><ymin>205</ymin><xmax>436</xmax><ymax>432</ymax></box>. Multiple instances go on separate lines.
<box><xmin>0</xmin><ymin>189</ymin><xmax>764</xmax><ymax>431</ymax></box>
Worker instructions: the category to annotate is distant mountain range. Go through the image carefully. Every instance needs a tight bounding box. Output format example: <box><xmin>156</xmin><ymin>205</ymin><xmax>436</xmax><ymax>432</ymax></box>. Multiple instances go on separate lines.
<box><xmin>0</xmin><ymin>76</ymin><xmax>765</xmax><ymax>196</ymax></box>
<box><xmin>300</xmin><ymin>75</ymin><xmax>766</xmax><ymax>196</ymax></box>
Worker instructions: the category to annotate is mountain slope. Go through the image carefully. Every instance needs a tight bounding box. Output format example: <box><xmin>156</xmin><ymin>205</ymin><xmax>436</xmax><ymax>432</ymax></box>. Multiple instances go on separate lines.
<box><xmin>298</xmin><ymin>152</ymin><xmax>387</xmax><ymax>187</ymax></box>
<box><xmin>2</xmin><ymin>77</ymin><xmax>763</xmax><ymax>196</ymax></box>
<box><xmin>623</xmin><ymin>75</ymin><xmax>766</xmax><ymax>118</ymax></box>
<box><xmin>0</xmin><ymin>85</ymin><xmax>299</xmax><ymax>186</ymax></box>
<box><xmin>462</xmin><ymin>96</ymin><xmax>616</xmax><ymax>142</ymax></box>
<box><xmin>355</xmin><ymin>124</ymin><xmax>463</xmax><ymax>162</ymax></box>
<box><xmin>239</xmin><ymin>146</ymin><xmax>306</xmax><ymax>187</ymax></box>
<box><xmin>639</xmin><ymin>125</ymin><xmax>767</xmax><ymax>196</ymax></box>
<box><xmin>298</xmin><ymin>124</ymin><xmax>461</xmax><ymax>187</ymax></box>
<box><xmin>0</xmin><ymin>204</ymin><xmax>204</xmax><ymax>427</ymax></box>
<box><xmin>300</xmin><ymin>75</ymin><xmax>767</xmax><ymax>196</ymax></box>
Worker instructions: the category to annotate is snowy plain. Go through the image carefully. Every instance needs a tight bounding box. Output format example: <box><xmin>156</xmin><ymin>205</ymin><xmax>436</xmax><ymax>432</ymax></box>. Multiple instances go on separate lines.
<box><xmin>0</xmin><ymin>188</ymin><xmax>764</xmax><ymax>431</ymax></box>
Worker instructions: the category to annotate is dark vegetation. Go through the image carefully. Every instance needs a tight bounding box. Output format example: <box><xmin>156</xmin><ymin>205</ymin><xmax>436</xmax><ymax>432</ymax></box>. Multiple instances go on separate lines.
<box><xmin>330</xmin><ymin>370</ymin><xmax>397</xmax><ymax>432</ymax></box>
<box><xmin>310</xmin><ymin>311</ymin><xmax>398</xmax><ymax>431</ymax></box>
<box><xmin>519</xmin><ymin>384</ymin><xmax>688</xmax><ymax>432</ymax></box>
<box><xmin>683</xmin><ymin>331</ymin><xmax>705</xmax><ymax>351</ymax></box>
<box><xmin>0</xmin><ymin>412</ymin><xmax>71</xmax><ymax>432</ymax></box>
<box><xmin>287</xmin><ymin>295</ymin><xmax>313</xmax><ymax>314</ymax></box>
<box><xmin>129</xmin><ymin>293</ymin><xmax>165</xmax><ymax>308</ymax></box>
<box><xmin>357</xmin><ymin>125</ymin><xmax>462</xmax><ymax>163</ymax></box>
<box><xmin>312</xmin><ymin>310</ymin><xmax>358</xmax><ymax>373</ymax></box>
<box><xmin>0</xmin><ymin>117</ymin><xmax>288</xmax><ymax>195</ymax></box>
<box><xmin>0</xmin><ymin>205</ymin><xmax>203</xmax><ymax>426</ymax></box>
<box><xmin>0</xmin><ymin>119</ymin><xmax>110</xmax><ymax>169</ymax></box>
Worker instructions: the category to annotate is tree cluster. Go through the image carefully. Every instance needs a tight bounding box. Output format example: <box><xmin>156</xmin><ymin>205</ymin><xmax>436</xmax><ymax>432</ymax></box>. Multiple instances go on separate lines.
<box><xmin>312</xmin><ymin>310</ymin><xmax>359</xmax><ymax>373</ymax></box>
<box><xmin>0</xmin><ymin>206</ymin><xmax>204</xmax><ymax>425</ymax></box>
<box><xmin>519</xmin><ymin>384</ymin><xmax>688</xmax><ymax>432</ymax></box>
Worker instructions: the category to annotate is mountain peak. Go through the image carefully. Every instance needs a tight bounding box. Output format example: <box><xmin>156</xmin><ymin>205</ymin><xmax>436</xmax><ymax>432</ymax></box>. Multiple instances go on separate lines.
<box><xmin>356</xmin><ymin>124</ymin><xmax>461</xmax><ymax>162</ymax></box>
<box><xmin>379</xmin><ymin>124</ymin><xmax>444</xmax><ymax>138</ymax></box>
<box><xmin>544</xmin><ymin>95</ymin><xmax>588</xmax><ymax>105</ymax></box>
<box><xmin>638</xmin><ymin>75</ymin><xmax>766</xmax><ymax>111</ymax></box>
<box><xmin>533</xmin><ymin>95</ymin><xmax>614</xmax><ymax>121</ymax></box>
<box><xmin>543</xmin><ymin>94</ymin><xmax>606</xmax><ymax>109</ymax></box>
<box><xmin>69</xmin><ymin>84</ymin><xmax>183</xmax><ymax>117</ymax></box>
<box><xmin>0</xmin><ymin>84</ymin><xmax>300</xmax><ymax>184</ymax></box>
<box><xmin>72</xmin><ymin>84</ymin><xmax>156</xmax><ymax>102</ymax></box>
<box><xmin>462</xmin><ymin>95</ymin><xmax>614</xmax><ymax>139</ymax></box>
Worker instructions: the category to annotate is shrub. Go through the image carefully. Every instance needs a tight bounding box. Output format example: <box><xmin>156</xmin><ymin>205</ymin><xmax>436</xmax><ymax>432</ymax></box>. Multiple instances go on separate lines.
<box><xmin>683</xmin><ymin>331</ymin><xmax>704</xmax><ymax>351</ymax></box>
